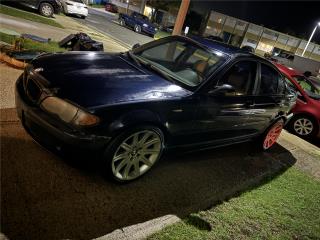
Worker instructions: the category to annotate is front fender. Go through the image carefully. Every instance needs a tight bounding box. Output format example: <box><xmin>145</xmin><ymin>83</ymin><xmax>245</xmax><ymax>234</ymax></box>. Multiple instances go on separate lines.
<box><xmin>108</xmin><ymin>109</ymin><xmax>163</xmax><ymax>136</ymax></box>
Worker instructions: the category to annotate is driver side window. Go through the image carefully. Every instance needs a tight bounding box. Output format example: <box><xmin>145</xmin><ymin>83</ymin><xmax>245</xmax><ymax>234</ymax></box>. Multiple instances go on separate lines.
<box><xmin>218</xmin><ymin>61</ymin><xmax>257</xmax><ymax>96</ymax></box>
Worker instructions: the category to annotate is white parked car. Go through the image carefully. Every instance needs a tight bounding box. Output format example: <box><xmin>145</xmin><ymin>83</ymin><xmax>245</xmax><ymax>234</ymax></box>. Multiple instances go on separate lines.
<box><xmin>62</xmin><ymin>0</ymin><xmax>88</xmax><ymax>19</ymax></box>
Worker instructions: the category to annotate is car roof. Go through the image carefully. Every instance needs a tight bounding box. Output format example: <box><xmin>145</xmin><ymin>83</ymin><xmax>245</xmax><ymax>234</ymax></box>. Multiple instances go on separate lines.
<box><xmin>190</xmin><ymin>35</ymin><xmax>251</xmax><ymax>56</ymax></box>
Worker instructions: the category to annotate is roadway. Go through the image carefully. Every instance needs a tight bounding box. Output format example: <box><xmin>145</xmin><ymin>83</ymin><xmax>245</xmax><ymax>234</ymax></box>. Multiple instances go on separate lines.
<box><xmin>76</xmin><ymin>8</ymin><xmax>153</xmax><ymax>48</ymax></box>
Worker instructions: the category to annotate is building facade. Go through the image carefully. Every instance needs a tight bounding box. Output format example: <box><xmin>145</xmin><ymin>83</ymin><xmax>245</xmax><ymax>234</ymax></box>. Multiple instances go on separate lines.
<box><xmin>204</xmin><ymin>10</ymin><xmax>320</xmax><ymax>62</ymax></box>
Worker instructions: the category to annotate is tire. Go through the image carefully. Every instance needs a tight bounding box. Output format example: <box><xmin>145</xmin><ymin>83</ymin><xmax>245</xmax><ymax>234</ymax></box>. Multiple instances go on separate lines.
<box><xmin>119</xmin><ymin>18</ymin><xmax>126</xmax><ymax>26</ymax></box>
<box><xmin>80</xmin><ymin>15</ymin><xmax>86</xmax><ymax>19</ymax></box>
<box><xmin>260</xmin><ymin>119</ymin><xmax>284</xmax><ymax>151</ymax></box>
<box><xmin>103</xmin><ymin>126</ymin><xmax>164</xmax><ymax>182</ymax></box>
<box><xmin>134</xmin><ymin>24</ymin><xmax>141</xmax><ymax>33</ymax></box>
<box><xmin>39</xmin><ymin>3</ymin><xmax>54</xmax><ymax>17</ymax></box>
<box><xmin>289</xmin><ymin>115</ymin><xmax>318</xmax><ymax>138</ymax></box>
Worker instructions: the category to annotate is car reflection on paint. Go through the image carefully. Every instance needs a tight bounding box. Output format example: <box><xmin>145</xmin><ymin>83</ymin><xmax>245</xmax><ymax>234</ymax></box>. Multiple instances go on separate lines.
<box><xmin>15</xmin><ymin>36</ymin><xmax>296</xmax><ymax>182</ymax></box>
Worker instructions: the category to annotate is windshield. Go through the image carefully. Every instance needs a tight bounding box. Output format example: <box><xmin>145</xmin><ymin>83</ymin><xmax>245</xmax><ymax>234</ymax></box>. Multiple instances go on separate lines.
<box><xmin>293</xmin><ymin>75</ymin><xmax>320</xmax><ymax>99</ymax></box>
<box><xmin>132</xmin><ymin>39</ymin><xmax>227</xmax><ymax>88</ymax></box>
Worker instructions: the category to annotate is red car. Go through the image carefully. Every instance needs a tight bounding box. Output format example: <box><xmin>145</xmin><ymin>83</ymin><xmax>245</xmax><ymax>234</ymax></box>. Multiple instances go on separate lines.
<box><xmin>274</xmin><ymin>63</ymin><xmax>320</xmax><ymax>138</ymax></box>
<box><xmin>105</xmin><ymin>3</ymin><xmax>118</xmax><ymax>13</ymax></box>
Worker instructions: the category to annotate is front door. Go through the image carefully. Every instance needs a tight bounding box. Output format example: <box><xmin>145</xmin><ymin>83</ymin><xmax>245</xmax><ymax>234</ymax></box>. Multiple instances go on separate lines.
<box><xmin>193</xmin><ymin>60</ymin><xmax>258</xmax><ymax>145</ymax></box>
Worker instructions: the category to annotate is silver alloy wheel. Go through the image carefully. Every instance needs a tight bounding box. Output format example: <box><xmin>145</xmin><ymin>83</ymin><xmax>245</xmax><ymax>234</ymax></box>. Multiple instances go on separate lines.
<box><xmin>111</xmin><ymin>130</ymin><xmax>162</xmax><ymax>181</ymax></box>
<box><xmin>134</xmin><ymin>25</ymin><xmax>141</xmax><ymax>33</ymax></box>
<box><xmin>119</xmin><ymin>19</ymin><xmax>125</xmax><ymax>26</ymax></box>
<box><xmin>293</xmin><ymin>118</ymin><xmax>314</xmax><ymax>136</ymax></box>
<box><xmin>41</xmin><ymin>4</ymin><xmax>53</xmax><ymax>16</ymax></box>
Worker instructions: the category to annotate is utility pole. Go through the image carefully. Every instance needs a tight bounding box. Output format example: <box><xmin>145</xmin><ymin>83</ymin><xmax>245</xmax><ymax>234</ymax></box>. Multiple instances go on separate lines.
<box><xmin>172</xmin><ymin>0</ymin><xmax>190</xmax><ymax>35</ymax></box>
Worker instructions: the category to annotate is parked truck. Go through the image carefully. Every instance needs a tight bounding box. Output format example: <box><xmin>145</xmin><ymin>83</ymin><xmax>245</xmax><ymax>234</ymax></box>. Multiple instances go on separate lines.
<box><xmin>118</xmin><ymin>11</ymin><xmax>157</xmax><ymax>37</ymax></box>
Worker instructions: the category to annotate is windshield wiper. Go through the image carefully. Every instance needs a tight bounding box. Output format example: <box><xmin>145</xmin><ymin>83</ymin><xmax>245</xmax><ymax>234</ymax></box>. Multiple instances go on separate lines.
<box><xmin>125</xmin><ymin>52</ymin><xmax>176</xmax><ymax>83</ymax></box>
<box><xmin>126</xmin><ymin>51</ymin><xmax>141</xmax><ymax>67</ymax></box>
<box><xmin>141</xmin><ymin>61</ymin><xmax>176</xmax><ymax>83</ymax></box>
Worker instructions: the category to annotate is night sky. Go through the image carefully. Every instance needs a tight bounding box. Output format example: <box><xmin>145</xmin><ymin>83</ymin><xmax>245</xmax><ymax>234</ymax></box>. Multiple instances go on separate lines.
<box><xmin>191</xmin><ymin>1</ymin><xmax>320</xmax><ymax>44</ymax></box>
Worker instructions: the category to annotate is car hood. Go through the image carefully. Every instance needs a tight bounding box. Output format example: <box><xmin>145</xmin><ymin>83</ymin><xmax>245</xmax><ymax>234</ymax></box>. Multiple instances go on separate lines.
<box><xmin>31</xmin><ymin>52</ymin><xmax>191</xmax><ymax>108</ymax></box>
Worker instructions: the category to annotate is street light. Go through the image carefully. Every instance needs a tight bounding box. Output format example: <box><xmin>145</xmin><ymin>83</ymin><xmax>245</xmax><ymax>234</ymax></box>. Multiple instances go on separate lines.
<box><xmin>301</xmin><ymin>22</ymin><xmax>320</xmax><ymax>57</ymax></box>
<box><xmin>126</xmin><ymin>0</ymin><xmax>130</xmax><ymax>14</ymax></box>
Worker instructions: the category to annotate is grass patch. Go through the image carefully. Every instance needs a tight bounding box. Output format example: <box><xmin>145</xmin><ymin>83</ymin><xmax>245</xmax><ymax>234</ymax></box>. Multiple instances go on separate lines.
<box><xmin>0</xmin><ymin>32</ymin><xmax>65</xmax><ymax>52</ymax></box>
<box><xmin>154</xmin><ymin>31</ymin><xmax>171</xmax><ymax>40</ymax></box>
<box><xmin>0</xmin><ymin>4</ymin><xmax>63</xmax><ymax>28</ymax></box>
<box><xmin>148</xmin><ymin>168</ymin><xmax>320</xmax><ymax>240</ymax></box>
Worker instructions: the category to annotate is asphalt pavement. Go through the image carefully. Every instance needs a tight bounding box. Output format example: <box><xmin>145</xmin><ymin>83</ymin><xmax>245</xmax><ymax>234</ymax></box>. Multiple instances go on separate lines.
<box><xmin>3</xmin><ymin>106</ymin><xmax>316</xmax><ymax>240</ymax></box>
<box><xmin>75</xmin><ymin>8</ymin><xmax>154</xmax><ymax>48</ymax></box>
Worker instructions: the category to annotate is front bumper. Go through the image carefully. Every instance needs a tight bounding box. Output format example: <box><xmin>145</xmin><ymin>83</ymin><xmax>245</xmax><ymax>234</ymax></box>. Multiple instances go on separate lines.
<box><xmin>142</xmin><ymin>27</ymin><xmax>156</xmax><ymax>35</ymax></box>
<box><xmin>15</xmin><ymin>75</ymin><xmax>110</xmax><ymax>153</ymax></box>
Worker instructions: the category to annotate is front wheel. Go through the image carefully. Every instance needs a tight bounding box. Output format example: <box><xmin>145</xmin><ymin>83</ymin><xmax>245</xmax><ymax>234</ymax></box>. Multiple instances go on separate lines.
<box><xmin>261</xmin><ymin>119</ymin><xmax>284</xmax><ymax>151</ymax></box>
<box><xmin>289</xmin><ymin>115</ymin><xmax>318</xmax><ymax>138</ymax></box>
<box><xmin>104</xmin><ymin>126</ymin><xmax>164</xmax><ymax>182</ymax></box>
<box><xmin>134</xmin><ymin>24</ymin><xmax>142</xmax><ymax>33</ymax></box>
<box><xmin>39</xmin><ymin>3</ymin><xmax>54</xmax><ymax>17</ymax></box>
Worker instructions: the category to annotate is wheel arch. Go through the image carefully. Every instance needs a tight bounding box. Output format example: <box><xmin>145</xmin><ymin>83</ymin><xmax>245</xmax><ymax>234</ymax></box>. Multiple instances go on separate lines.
<box><xmin>289</xmin><ymin>112</ymin><xmax>319</xmax><ymax>126</ymax></box>
<box><xmin>107</xmin><ymin>109</ymin><xmax>170</xmax><ymax>144</ymax></box>
<box><xmin>38</xmin><ymin>1</ymin><xmax>54</xmax><ymax>9</ymax></box>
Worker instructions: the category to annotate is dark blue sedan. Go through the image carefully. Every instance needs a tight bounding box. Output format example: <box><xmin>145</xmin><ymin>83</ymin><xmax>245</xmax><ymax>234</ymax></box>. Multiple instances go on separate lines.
<box><xmin>15</xmin><ymin>36</ymin><xmax>296</xmax><ymax>182</ymax></box>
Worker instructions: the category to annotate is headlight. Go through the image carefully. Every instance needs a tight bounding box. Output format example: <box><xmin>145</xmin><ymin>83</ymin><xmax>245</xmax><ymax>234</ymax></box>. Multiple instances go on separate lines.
<box><xmin>143</xmin><ymin>23</ymin><xmax>148</xmax><ymax>27</ymax></box>
<box><xmin>41</xmin><ymin>97</ymin><xmax>99</xmax><ymax>126</ymax></box>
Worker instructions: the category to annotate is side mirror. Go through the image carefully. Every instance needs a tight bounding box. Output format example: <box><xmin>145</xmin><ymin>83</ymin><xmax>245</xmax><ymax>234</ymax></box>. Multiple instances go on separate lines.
<box><xmin>208</xmin><ymin>84</ymin><xmax>235</xmax><ymax>95</ymax></box>
<box><xmin>132</xmin><ymin>43</ymin><xmax>141</xmax><ymax>50</ymax></box>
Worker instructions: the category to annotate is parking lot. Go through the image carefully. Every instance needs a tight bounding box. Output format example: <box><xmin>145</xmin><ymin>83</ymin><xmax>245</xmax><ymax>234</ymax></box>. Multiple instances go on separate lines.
<box><xmin>1</xmin><ymin>2</ymin><xmax>320</xmax><ymax>240</ymax></box>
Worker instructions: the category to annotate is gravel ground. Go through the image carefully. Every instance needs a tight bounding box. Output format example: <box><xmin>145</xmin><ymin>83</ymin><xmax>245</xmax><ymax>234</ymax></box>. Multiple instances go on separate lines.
<box><xmin>0</xmin><ymin>62</ymin><xmax>22</xmax><ymax>109</ymax></box>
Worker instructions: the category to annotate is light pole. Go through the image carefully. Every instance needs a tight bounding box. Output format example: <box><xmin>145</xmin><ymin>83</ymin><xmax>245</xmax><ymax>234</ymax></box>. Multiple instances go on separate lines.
<box><xmin>126</xmin><ymin>0</ymin><xmax>130</xmax><ymax>14</ymax></box>
<box><xmin>302</xmin><ymin>22</ymin><xmax>320</xmax><ymax>57</ymax></box>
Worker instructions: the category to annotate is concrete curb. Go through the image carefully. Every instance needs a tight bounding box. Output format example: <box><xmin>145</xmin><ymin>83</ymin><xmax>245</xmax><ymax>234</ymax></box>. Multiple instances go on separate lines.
<box><xmin>91</xmin><ymin>131</ymin><xmax>319</xmax><ymax>240</ymax></box>
<box><xmin>280</xmin><ymin>130</ymin><xmax>320</xmax><ymax>157</ymax></box>
<box><xmin>94</xmin><ymin>215</ymin><xmax>181</xmax><ymax>240</ymax></box>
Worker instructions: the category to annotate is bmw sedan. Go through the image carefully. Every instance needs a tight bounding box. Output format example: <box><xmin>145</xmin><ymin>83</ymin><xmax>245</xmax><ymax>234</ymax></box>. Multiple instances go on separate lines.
<box><xmin>15</xmin><ymin>36</ymin><xmax>296</xmax><ymax>182</ymax></box>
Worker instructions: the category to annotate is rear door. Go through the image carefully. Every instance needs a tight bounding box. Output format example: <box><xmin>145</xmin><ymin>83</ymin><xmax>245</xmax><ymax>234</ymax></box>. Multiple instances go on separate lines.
<box><xmin>248</xmin><ymin>62</ymin><xmax>286</xmax><ymax>134</ymax></box>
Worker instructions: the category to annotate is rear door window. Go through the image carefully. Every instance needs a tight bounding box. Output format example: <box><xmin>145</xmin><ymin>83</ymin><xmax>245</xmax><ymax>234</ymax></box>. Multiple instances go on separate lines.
<box><xmin>258</xmin><ymin>64</ymin><xmax>283</xmax><ymax>95</ymax></box>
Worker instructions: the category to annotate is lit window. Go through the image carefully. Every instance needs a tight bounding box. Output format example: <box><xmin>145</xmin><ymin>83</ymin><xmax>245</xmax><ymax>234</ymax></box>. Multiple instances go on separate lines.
<box><xmin>257</xmin><ymin>42</ymin><xmax>274</xmax><ymax>52</ymax></box>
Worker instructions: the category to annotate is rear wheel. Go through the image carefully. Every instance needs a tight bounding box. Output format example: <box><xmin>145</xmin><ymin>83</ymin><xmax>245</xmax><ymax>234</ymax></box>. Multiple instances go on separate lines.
<box><xmin>289</xmin><ymin>115</ymin><xmax>318</xmax><ymax>138</ymax></box>
<box><xmin>261</xmin><ymin>120</ymin><xmax>284</xmax><ymax>150</ymax></box>
<box><xmin>39</xmin><ymin>3</ymin><xmax>54</xmax><ymax>17</ymax></box>
<box><xmin>119</xmin><ymin>18</ymin><xmax>126</xmax><ymax>26</ymax></box>
<box><xmin>104</xmin><ymin>126</ymin><xmax>164</xmax><ymax>182</ymax></box>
